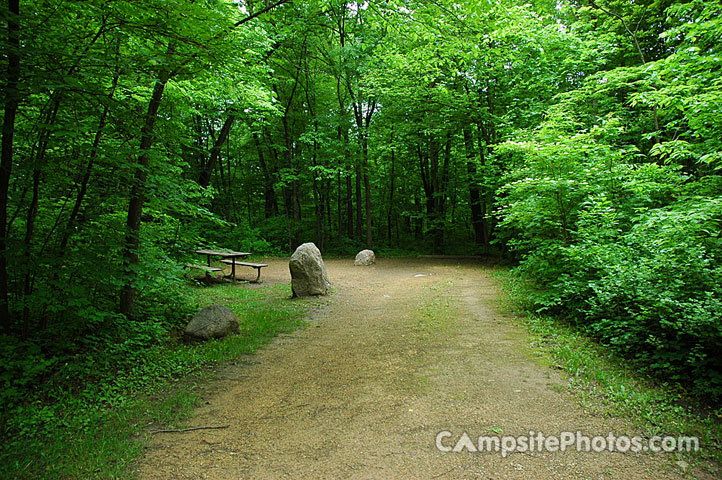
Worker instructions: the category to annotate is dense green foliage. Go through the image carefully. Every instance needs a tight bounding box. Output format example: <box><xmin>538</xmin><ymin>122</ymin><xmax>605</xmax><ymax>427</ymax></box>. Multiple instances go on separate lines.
<box><xmin>1</xmin><ymin>283</ymin><xmax>308</xmax><ymax>479</ymax></box>
<box><xmin>499</xmin><ymin>269</ymin><xmax>722</xmax><ymax>465</ymax></box>
<box><xmin>496</xmin><ymin>0</ymin><xmax>722</xmax><ymax>400</ymax></box>
<box><xmin>1</xmin><ymin>0</ymin><xmax>721</xmax><ymax>473</ymax></box>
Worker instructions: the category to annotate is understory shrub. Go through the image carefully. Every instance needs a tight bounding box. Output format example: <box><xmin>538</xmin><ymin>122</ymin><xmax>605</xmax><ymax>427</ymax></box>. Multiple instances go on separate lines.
<box><xmin>497</xmin><ymin>135</ymin><xmax>722</xmax><ymax>402</ymax></box>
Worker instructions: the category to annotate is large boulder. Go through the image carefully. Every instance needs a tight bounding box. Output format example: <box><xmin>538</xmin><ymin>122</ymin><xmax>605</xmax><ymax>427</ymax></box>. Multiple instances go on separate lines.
<box><xmin>354</xmin><ymin>249</ymin><xmax>376</xmax><ymax>266</ymax></box>
<box><xmin>185</xmin><ymin>304</ymin><xmax>239</xmax><ymax>341</ymax></box>
<box><xmin>289</xmin><ymin>242</ymin><xmax>331</xmax><ymax>297</ymax></box>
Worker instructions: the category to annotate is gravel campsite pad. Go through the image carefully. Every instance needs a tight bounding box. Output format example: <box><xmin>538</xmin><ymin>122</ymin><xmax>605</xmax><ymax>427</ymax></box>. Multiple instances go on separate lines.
<box><xmin>137</xmin><ymin>258</ymin><xmax>689</xmax><ymax>479</ymax></box>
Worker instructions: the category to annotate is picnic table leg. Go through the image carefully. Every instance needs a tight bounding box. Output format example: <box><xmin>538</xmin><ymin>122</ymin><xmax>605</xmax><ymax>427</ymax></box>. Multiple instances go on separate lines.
<box><xmin>253</xmin><ymin>267</ymin><xmax>261</xmax><ymax>283</ymax></box>
<box><xmin>206</xmin><ymin>255</ymin><xmax>211</xmax><ymax>267</ymax></box>
<box><xmin>231</xmin><ymin>258</ymin><xmax>236</xmax><ymax>280</ymax></box>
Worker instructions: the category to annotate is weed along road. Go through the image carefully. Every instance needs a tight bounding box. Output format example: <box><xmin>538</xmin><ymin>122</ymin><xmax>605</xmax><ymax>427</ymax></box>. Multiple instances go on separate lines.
<box><xmin>137</xmin><ymin>258</ymin><xmax>686</xmax><ymax>479</ymax></box>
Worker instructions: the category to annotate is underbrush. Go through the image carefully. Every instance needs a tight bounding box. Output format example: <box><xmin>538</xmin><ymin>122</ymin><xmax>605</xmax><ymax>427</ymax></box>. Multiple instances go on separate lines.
<box><xmin>1</xmin><ymin>281</ymin><xmax>311</xmax><ymax>480</ymax></box>
<box><xmin>497</xmin><ymin>269</ymin><xmax>722</xmax><ymax>472</ymax></box>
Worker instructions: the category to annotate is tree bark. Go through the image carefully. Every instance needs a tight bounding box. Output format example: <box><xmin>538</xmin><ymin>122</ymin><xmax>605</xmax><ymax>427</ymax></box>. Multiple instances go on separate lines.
<box><xmin>253</xmin><ymin>132</ymin><xmax>278</xmax><ymax>218</ymax></box>
<box><xmin>463</xmin><ymin>127</ymin><xmax>484</xmax><ymax>245</ymax></box>
<box><xmin>387</xmin><ymin>144</ymin><xmax>395</xmax><ymax>244</ymax></box>
<box><xmin>59</xmin><ymin>73</ymin><xmax>119</xmax><ymax>253</ymax></box>
<box><xmin>120</xmin><ymin>58</ymin><xmax>171</xmax><ymax>318</ymax></box>
<box><xmin>0</xmin><ymin>0</ymin><xmax>21</xmax><ymax>329</ymax></box>
<box><xmin>475</xmin><ymin>122</ymin><xmax>491</xmax><ymax>248</ymax></box>
<box><xmin>363</xmin><ymin>145</ymin><xmax>372</xmax><ymax>249</ymax></box>
<box><xmin>337</xmin><ymin>170</ymin><xmax>342</xmax><ymax>247</ymax></box>
<box><xmin>21</xmin><ymin>169</ymin><xmax>40</xmax><ymax>337</ymax></box>
<box><xmin>355</xmin><ymin>163</ymin><xmax>362</xmax><ymax>242</ymax></box>
<box><xmin>199</xmin><ymin>115</ymin><xmax>235</xmax><ymax>188</ymax></box>
<box><xmin>350</xmin><ymin>97</ymin><xmax>375</xmax><ymax>248</ymax></box>
<box><xmin>346</xmin><ymin>173</ymin><xmax>353</xmax><ymax>239</ymax></box>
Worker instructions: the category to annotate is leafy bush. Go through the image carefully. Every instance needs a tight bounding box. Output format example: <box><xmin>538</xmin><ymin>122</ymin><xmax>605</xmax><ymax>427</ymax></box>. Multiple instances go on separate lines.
<box><xmin>497</xmin><ymin>130</ymin><xmax>722</xmax><ymax>401</ymax></box>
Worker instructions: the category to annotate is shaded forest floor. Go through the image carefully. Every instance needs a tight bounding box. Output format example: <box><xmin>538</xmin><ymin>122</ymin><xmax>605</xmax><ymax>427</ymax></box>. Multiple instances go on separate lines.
<box><xmin>136</xmin><ymin>258</ymin><xmax>706</xmax><ymax>479</ymax></box>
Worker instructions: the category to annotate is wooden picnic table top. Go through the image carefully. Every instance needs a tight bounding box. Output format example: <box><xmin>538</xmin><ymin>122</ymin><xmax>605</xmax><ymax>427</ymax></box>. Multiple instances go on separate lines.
<box><xmin>194</xmin><ymin>249</ymin><xmax>251</xmax><ymax>258</ymax></box>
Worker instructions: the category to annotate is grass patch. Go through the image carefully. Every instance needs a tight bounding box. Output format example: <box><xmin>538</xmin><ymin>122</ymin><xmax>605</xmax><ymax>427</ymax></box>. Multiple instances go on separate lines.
<box><xmin>495</xmin><ymin>268</ymin><xmax>722</xmax><ymax>474</ymax></box>
<box><xmin>2</xmin><ymin>282</ymin><xmax>316</xmax><ymax>480</ymax></box>
<box><xmin>411</xmin><ymin>280</ymin><xmax>457</xmax><ymax>338</ymax></box>
<box><xmin>395</xmin><ymin>280</ymin><xmax>458</xmax><ymax>395</ymax></box>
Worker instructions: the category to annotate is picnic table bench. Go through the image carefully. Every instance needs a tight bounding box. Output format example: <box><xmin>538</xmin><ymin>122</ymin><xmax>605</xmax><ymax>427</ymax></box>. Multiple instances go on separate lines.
<box><xmin>184</xmin><ymin>263</ymin><xmax>223</xmax><ymax>273</ymax></box>
<box><xmin>192</xmin><ymin>249</ymin><xmax>266</xmax><ymax>283</ymax></box>
<box><xmin>219</xmin><ymin>259</ymin><xmax>268</xmax><ymax>283</ymax></box>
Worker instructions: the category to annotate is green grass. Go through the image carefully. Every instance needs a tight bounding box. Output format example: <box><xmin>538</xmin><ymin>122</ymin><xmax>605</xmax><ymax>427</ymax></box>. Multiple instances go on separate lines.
<box><xmin>395</xmin><ymin>280</ymin><xmax>458</xmax><ymax>395</ymax></box>
<box><xmin>495</xmin><ymin>268</ymin><xmax>722</xmax><ymax>475</ymax></box>
<box><xmin>2</xmin><ymin>282</ymin><xmax>316</xmax><ymax>480</ymax></box>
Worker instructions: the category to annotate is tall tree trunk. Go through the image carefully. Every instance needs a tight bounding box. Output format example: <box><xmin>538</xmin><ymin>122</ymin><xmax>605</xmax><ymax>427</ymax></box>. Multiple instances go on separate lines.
<box><xmin>290</xmin><ymin>152</ymin><xmax>300</xmax><ymax>249</ymax></box>
<box><xmin>387</xmin><ymin>145</ymin><xmax>395</xmax><ymax>245</ymax></box>
<box><xmin>355</xmin><ymin>163</ymin><xmax>362</xmax><ymax>242</ymax></box>
<box><xmin>252</xmin><ymin>132</ymin><xmax>278</xmax><ymax>218</ymax></box>
<box><xmin>325</xmin><ymin>182</ymin><xmax>332</xmax><ymax>246</ymax></box>
<box><xmin>199</xmin><ymin>115</ymin><xmax>234</xmax><ymax>188</ymax></box>
<box><xmin>429</xmin><ymin>138</ymin><xmax>444</xmax><ymax>253</ymax></box>
<box><xmin>346</xmin><ymin>173</ymin><xmax>353</xmax><ymax>239</ymax></box>
<box><xmin>350</xmin><ymin>98</ymin><xmax>375</xmax><ymax>248</ymax></box>
<box><xmin>475</xmin><ymin>122</ymin><xmax>491</xmax><ymax>248</ymax></box>
<box><xmin>0</xmin><ymin>0</ymin><xmax>20</xmax><ymax>329</ymax></box>
<box><xmin>463</xmin><ymin>127</ymin><xmax>485</xmax><ymax>246</ymax></box>
<box><xmin>120</xmin><ymin>58</ymin><xmax>171</xmax><ymax>318</ymax></box>
<box><xmin>59</xmin><ymin>70</ymin><xmax>119</xmax><ymax>253</ymax></box>
<box><xmin>337</xmin><ymin>170</ymin><xmax>343</xmax><ymax>247</ymax></box>
<box><xmin>434</xmin><ymin>136</ymin><xmax>451</xmax><ymax>252</ymax></box>
<box><xmin>363</xmin><ymin>149</ymin><xmax>372</xmax><ymax>248</ymax></box>
<box><xmin>310</xmin><ymin>141</ymin><xmax>323</xmax><ymax>250</ymax></box>
<box><xmin>21</xmin><ymin>169</ymin><xmax>40</xmax><ymax>337</ymax></box>
<box><xmin>15</xmin><ymin>19</ymin><xmax>109</xmax><ymax>316</ymax></box>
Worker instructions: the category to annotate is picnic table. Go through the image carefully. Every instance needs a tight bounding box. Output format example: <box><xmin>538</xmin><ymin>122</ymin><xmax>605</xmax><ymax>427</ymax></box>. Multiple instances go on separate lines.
<box><xmin>194</xmin><ymin>249</ymin><xmax>251</xmax><ymax>280</ymax></box>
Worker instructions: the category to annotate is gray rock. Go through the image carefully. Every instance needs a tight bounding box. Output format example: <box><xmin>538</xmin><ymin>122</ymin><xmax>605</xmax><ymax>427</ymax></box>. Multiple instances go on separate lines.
<box><xmin>354</xmin><ymin>249</ymin><xmax>376</xmax><ymax>266</ymax></box>
<box><xmin>289</xmin><ymin>242</ymin><xmax>331</xmax><ymax>297</ymax></box>
<box><xmin>185</xmin><ymin>304</ymin><xmax>239</xmax><ymax>341</ymax></box>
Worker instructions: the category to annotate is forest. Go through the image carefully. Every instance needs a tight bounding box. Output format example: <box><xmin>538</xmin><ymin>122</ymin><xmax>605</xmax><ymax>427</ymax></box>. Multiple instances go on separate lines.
<box><xmin>1</xmin><ymin>0</ymin><xmax>721</xmax><ymax>475</ymax></box>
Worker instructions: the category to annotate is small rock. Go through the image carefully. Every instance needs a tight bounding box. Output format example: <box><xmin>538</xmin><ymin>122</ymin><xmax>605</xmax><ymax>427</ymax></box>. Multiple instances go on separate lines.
<box><xmin>354</xmin><ymin>249</ymin><xmax>376</xmax><ymax>266</ymax></box>
<box><xmin>185</xmin><ymin>304</ymin><xmax>239</xmax><ymax>340</ymax></box>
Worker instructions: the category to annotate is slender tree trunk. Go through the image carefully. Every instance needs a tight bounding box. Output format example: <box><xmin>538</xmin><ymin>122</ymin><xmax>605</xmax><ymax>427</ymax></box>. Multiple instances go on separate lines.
<box><xmin>337</xmin><ymin>171</ymin><xmax>342</xmax><ymax>247</ymax></box>
<box><xmin>387</xmin><ymin>145</ymin><xmax>395</xmax><ymax>245</ymax></box>
<box><xmin>434</xmin><ymin>136</ymin><xmax>451</xmax><ymax>252</ymax></box>
<box><xmin>16</xmin><ymin>99</ymin><xmax>61</xmax><ymax>329</ymax></box>
<box><xmin>429</xmin><ymin>139</ymin><xmax>443</xmax><ymax>253</ymax></box>
<box><xmin>413</xmin><ymin>195</ymin><xmax>423</xmax><ymax>241</ymax></box>
<box><xmin>325</xmin><ymin>182</ymin><xmax>332</xmax><ymax>246</ymax></box>
<box><xmin>21</xmin><ymin>169</ymin><xmax>40</xmax><ymax>337</ymax></box>
<box><xmin>355</xmin><ymin>164</ymin><xmax>363</xmax><ymax>242</ymax></box>
<box><xmin>252</xmin><ymin>132</ymin><xmax>278</xmax><ymax>218</ymax></box>
<box><xmin>290</xmin><ymin>157</ymin><xmax>300</xmax><ymax>249</ymax></box>
<box><xmin>59</xmin><ymin>73</ymin><xmax>119</xmax><ymax>252</ymax></box>
<box><xmin>0</xmin><ymin>0</ymin><xmax>21</xmax><ymax>329</ymax></box>
<box><xmin>363</xmin><ymin>149</ymin><xmax>372</xmax><ymax>248</ymax></box>
<box><xmin>311</xmin><ymin>145</ymin><xmax>323</xmax><ymax>249</ymax></box>
<box><xmin>216</xmin><ymin>154</ymin><xmax>228</xmax><ymax>217</ymax></box>
<box><xmin>199</xmin><ymin>115</ymin><xmax>234</xmax><ymax>188</ymax></box>
<box><xmin>475</xmin><ymin>123</ymin><xmax>491</xmax><ymax>248</ymax></box>
<box><xmin>463</xmin><ymin>127</ymin><xmax>484</xmax><ymax>245</ymax></box>
<box><xmin>346</xmin><ymin>173</ymin><xmax>353</xmax><ymax>239</ymax></box>
<box><xmin>225</xmin><ymin>135</ymin><xmax>237</xmax><ymax>223</ymax></box>
<box><xmin>349</xmin><ymin>98</ymin><xmax>375</xmax><ymax>248</ymax></box>
<box><xmin>120</xmin><ymin>57</ymin><xmax>171</xmax><ymax>318</ymax></box>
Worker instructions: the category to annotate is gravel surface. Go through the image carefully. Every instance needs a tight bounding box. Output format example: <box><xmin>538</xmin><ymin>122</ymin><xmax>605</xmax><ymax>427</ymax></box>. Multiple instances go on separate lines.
<box><xmin>137</xmin><ymin>258</ymin><xmax>687</xmax><ymax>479</ymax></box>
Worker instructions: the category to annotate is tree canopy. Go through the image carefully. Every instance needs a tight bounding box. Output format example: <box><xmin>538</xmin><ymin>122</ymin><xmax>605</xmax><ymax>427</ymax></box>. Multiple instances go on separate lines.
<box><xmin>2</xmin><ymin>0</ymin><xmax>721</xmax><ymax>461</ymax></box>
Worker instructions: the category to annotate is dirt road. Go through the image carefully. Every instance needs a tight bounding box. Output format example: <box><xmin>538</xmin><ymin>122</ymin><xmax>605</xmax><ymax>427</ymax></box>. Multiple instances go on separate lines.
<box><xmin>137</xmin><ymin>258</ymin><xmax>684</xmax><ymax>479</ymax></box>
